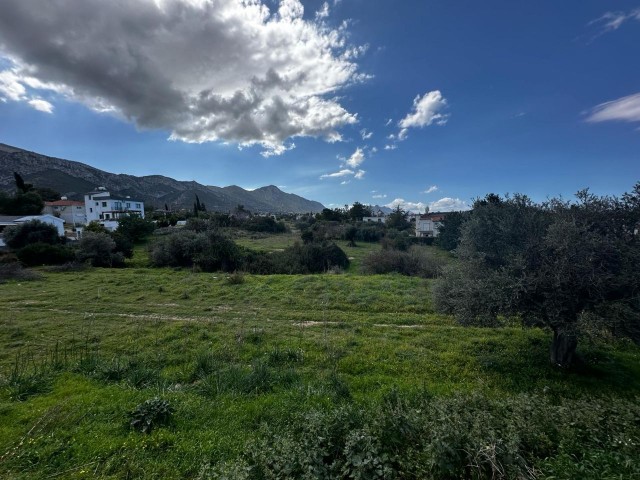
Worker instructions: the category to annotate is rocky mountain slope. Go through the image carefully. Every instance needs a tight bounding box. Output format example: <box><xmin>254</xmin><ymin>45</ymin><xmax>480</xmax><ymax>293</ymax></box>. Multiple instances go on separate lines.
<box><xmin>0</xmin><ymin>143</ymin><xmax>324</xmax><ymax>213</ymax></box>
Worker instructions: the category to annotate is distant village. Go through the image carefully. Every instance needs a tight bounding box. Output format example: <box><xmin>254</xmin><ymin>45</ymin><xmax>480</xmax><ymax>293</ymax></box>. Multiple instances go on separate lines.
<box><xmin>0</xmin><ymin>186</ymin><xmax>446</xmax><ymax>246</ymax></box>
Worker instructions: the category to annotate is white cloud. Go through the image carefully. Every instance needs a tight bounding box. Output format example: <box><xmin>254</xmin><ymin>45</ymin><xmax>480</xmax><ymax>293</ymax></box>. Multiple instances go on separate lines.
<box><xmin>423</xmin><ymin>185</ymin><xmax>438</xmax><ymax>194</ymax></box>
<box><xmin>429</xmin><ymin>197</ymin><xmax>469</xmax><ymax>212</ymax></box>
<box><xmin>386</xmin><ymin>196</ymin><xmax>469</xmax><ymax>213</ymax></box>
<box><xmin>372</xmin><ymin>194</ymin><xmax>387</xmax><ymax>199</ymax></box>
<box><xmin>588</xmin><ymin>8</ymin><xmax>640</xmax><ymax>36</ymax></box>
<box><xmin>320</xmin><ymin>168</ymin><xmax>354</xmax><ymax>179</ymax></box>
<box><xmin>341</xmin><ymin>180</ymin><xmax>351</xmax><ymax>185</ymax></box>
<box><xmin>586</xmin><ymin>92</ymin><xmax>640</xmax><ymax>124</ymax></box>
<box><xmin>399</xmin><ymin>90</ymin><xmax>449</xmax><ymax>131</ymax></box>
<box><xmin>322</xmin><ymin>146</ymin><xmax>366</xmax><ymax>180</ymax></box>
<box><xmin>384</xmin><ymin>144</ymin><xmax>397</xmax><ymax>150</ymax></box>
<box><xmin>360</xmin><ymin>128</ymin><xmax>373</xmax><ymax>140</ymax></box>
<box><xmin>27</xmin><ymin>98</ymin><xmax>54</xmax><ymax>113</ymax></box>
<box><xmin>385</xmin><ymin>118</ymin><xmax>393</xmax><ymax>126</ymax></box>
<box><xmin>345</xmin><ymin>147</ymin><xmax>365</xmax><ymax>168</ymax></box>
<box><xmin>315</xmin><ymin>1</ymin><xmax>330</xmax><ymax>19</ymax></box>
<box><xmin>370</xmin><ymin>146</ymin><xmax>378</xmax><ymax>153</ymax></box>
<box><xmin>0</xmin><ymin>0</ymin><xmax>368</xmax><ymax>156</ymax></box>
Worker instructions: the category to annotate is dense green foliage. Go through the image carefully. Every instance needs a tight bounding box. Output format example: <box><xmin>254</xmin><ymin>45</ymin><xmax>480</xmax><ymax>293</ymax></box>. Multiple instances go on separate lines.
<box><xmin>115</xmin><ymin>215</ymin><xmax>156</xmax><ymax>243</ymax></box>
<box><xmin>16</xmin><ymin>243</ymin><xmax>75</xmax><ymax>266</ymax></box>
<box><xmin>76</xmin><ymin>232</ymin><xmax>125</xmax><ymax>267</ymax></box>
<box><xmin>361</xmin><ymin>246</ymin><xmax>446</xmax><ymax>278</ymax></box>
<box><xmin>434</xmin><ymin>186</ymin><xmax>640</xmax><ymax>366</ymax></box>
<box><xmin>3</xmin><ymin>220</ymin><xmax>62</xmax><ymax>249</ymax></box>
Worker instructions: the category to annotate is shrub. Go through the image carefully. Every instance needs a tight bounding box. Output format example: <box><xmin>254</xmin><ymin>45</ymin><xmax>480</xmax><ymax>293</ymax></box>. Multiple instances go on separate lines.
<box><xmin>243</xmin><ymin>216</ymin><xmax>286</xmax><ymax>233</ymax></box>
<box><xmin>149</xmin><ymin>230</ymin><xmax>244</xmax><ymax>272</ymax></box>
<box><xmin>129</xmin><ymin>397</ymin><xmax>174</xmax><ymax>434</ymax></box>
<box><xmin>0</xmin><ymin>262</ymin><xmax>42</xmax><ymax>283</ymax></box>
<box><xmin>361</xmin><ymin>246</ymin><xmax>445</xmax><ymax>278</ymax></box>
<box><xmin>255</xmin><ymin>243</ymin><xmax>349</xmax><ymax>274</ymax></box>
<box><xmin>16</xmin><ymin>242</ymin><xmax>75</xmax><ymax>266</ymax></box>
<box><xmin>116</xmin><ymin>215</ymin><xmax>155</xmax><ymax>243</ymax></box>
<box><xmin>3</xmin><ymin>220</ymin><xmax>61</xmax><ymax>249</ymax></box>
<box><xmin>76</xmin><ymin>232</ymin><xmax>125</xmax><ymax>267</ymax></box>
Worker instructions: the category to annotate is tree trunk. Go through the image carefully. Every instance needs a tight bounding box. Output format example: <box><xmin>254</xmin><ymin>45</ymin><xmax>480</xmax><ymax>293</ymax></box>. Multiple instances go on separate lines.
<box><xmin>550</xmin><ymin>329</ymin><xmax>577</xmax><ymax>368</ymax></box>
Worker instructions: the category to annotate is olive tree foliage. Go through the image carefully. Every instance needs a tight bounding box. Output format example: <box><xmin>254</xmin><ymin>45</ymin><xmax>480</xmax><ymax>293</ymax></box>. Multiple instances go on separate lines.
<box><xmin>433</xmin><ymin>186</ymin><xmax>640</xmax><ymax>367</ymax></box>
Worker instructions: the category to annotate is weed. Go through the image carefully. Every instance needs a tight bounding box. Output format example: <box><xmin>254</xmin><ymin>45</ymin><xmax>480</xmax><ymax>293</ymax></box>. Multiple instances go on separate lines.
<box><xmin>129</xmin><ymin>397</ymin><xmax>174</xmax><ymax>434</ymax></box>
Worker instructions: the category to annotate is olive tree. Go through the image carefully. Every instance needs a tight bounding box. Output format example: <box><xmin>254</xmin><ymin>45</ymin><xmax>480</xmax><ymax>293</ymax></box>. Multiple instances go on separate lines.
<box><xmin>433</xmin><ymin>186</ymin><xmax>640</xmax><ymax>367</ymax></box>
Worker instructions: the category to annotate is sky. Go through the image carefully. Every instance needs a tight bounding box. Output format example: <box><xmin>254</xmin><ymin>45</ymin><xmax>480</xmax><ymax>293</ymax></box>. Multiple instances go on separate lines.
<box><xmin>0</xmin><ymin>0</ymin><xmax>639</xmax><ymax>212</ymax></box>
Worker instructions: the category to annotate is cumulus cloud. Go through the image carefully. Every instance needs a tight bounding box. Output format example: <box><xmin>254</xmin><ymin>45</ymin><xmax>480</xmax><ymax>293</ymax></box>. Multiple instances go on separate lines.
<box><xmin>585</xmin><ymin>92</ymin><xmax>640</xmax><ymax>124</ymax></box>
<box><xmin>27</xmin><ymin>98</ymin><xmax>54</xmax><ymax>113</ymax></box>
<box><xmin>429</xmin><ymin>197</ymin><xmax>469</xmax><ymax>212</ymax></box>
<box><xmin>398</xmin><ymin>90</ymin><xmax>449</xmax><ymax>132</ymax></box>
<box><xmin>384</xmin><ymin>144</ymin><xmax>397</xmax><ymax>150</ymax></box>
<box><xmin>0</xmin><ymin>0</ymin><xmax>368</xmax><ymax>155</ymax></box>
<box><xmin>386</xmin><ymin>197</ymin><xmax>469</xmax><ymax>213</ymax></box>
<box><xmin>345</xmin><ymin>147</ymin><xmax>365</xmax><ymax>168</ymax></box>
<box><xmin>321</xmin><ymin>146</ymin><xmax>366</xmax><ymax>180</ymax></box>
<box><xmin>423</xmin><ymin>185</ymin><xmax>438</xmax><ymax>194</ymax></box>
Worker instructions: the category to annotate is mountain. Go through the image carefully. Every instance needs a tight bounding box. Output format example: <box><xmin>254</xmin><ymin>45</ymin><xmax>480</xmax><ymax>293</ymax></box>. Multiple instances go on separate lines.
<box><xmin>0</xmin><ymin>143</ymin><xmax>324</xmax><ymax>213</ymax></box>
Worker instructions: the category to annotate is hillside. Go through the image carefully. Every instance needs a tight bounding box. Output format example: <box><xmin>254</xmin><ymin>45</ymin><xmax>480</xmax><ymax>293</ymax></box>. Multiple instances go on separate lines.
<box><xmin>0</xmin><ymin>143</ymin><xmax>324</xmax><ymax>213</ymax></box>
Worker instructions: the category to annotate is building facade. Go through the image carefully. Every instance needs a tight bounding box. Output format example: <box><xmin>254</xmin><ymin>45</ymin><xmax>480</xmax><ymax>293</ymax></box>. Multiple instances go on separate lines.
<box><xmin>43</xmin><ymin>198</ymin><xmax>87</xmax><ymax>226</ymax></box>
<box><xmin>84</xmin><ymin>189</ymin><xmax>145</xmax><ymax>227</ymax></box>
<box><xmin>416</xmin><ymin>213</ymin><xmax>446</xmax><ymax>238</ymax></box>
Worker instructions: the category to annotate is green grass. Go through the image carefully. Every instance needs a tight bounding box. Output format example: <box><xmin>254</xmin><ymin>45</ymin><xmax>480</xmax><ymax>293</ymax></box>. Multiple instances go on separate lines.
<box><xmin>0</xmin><ymin>239</ymin><xmax>639</xmax><ymax>478</ymax></box>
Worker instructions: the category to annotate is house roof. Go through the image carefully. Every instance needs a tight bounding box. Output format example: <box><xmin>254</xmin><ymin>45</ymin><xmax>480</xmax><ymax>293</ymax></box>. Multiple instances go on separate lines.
<box><xmin>0</xmin><ymin>214</ymin><xmax>65</xmax><ymax>225</ymax></box>
<box><xmin>45</xmin><ymin>200</ymin><xmax>84</xmax><ymax>206</ymax></box>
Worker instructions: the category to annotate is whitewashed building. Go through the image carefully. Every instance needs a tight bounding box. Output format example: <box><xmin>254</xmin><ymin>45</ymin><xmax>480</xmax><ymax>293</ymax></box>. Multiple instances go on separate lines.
<box><xmin>84</xmin><ymin>189</ymin><xmax>144</xmax><ymax>229</ymax></box>
<box><xmin>43</xmin><ymin>198</ymin><xmax>87</xmax><ymax>226</ymax></box>
<box><xmin>416</xmin><ymin>213</ymin><xmax>446</xmax><ymax>238</ymax></box>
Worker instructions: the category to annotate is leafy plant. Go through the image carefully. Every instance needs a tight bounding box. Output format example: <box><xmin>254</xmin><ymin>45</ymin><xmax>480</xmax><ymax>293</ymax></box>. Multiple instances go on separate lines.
<box><xmin>129</xmin><ymin>397</ymin><xmax>174</xmax><ymax>434</ymax></box>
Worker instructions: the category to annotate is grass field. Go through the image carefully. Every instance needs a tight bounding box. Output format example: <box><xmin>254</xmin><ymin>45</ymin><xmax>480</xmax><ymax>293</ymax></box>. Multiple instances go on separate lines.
<box><xmin>1</xmin><ymin>238</ymin><xmax>639</xmax><ymax>478</ymax></box>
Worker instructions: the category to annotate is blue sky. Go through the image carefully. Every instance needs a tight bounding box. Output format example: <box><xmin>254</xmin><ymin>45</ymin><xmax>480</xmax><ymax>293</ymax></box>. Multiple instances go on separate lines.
<box><xmin>1</xmin><ymin>0</ymin><xmax>639</xmax><ymax>211</ymax></box>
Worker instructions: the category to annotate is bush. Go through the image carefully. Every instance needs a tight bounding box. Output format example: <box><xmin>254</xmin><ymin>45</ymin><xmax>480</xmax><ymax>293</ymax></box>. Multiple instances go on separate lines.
<box><xmin>3</xmin><ymin>220</ymin><xmax>61</xmax><ymax>249</ymax></box>
<box><xmin>243</xmin><ymin>216</ymin><xmax>286</xmax><ymax>233</ymax></box>
<box><xmin>215</xmin><ymin>392</ymin><xmax>640</xmax><ymax>480</ymax></box>
<box><xmin>149</xmin><ymin>230</ymin><xmax>244</xmax><ymax>272</ymax></box>
<box><xmin>76</xmin><ymin>232</ymin><xmax>125</xmax><ymax>267</ymax></box>
<box><xmin>116</xmin><ymin>215</ymin><xmax>155</xmax><ymax>243</ymax></box>
<box><xmin>361</xmin><ymin>246</ymin><xmax>445</xmax><ymax>278</ymax></box>
<box><xmin>0</xmin><ymin>262</ymin><xmax>42</xmax><ymax>283</ymax></box>
<box><xmin>17</xmin><ymin>243</ymin><xmax>75</xmax><ymax>266</ymax></box>
<box><xmin>250</xmin><ymin>242</ymin><xmax>350</xmax><ymax>274</ymax></box>
<box><xmin>129</xmin><ymin>397</ymin><xmax>174</xmax><ymax>434</ymax></box>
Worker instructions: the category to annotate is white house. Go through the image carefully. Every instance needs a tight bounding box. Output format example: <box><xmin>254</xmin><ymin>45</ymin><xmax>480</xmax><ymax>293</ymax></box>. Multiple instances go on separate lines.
<box><xmin>43</xmin><ymin>198</ymin><xmax>87</xmax><ymax>226</ymax></box>
<box><xmin>416</xmin><ymin>213</ymin><xmax>446</xmax><ymax>238</ymax></box>
<box><xmin>84</xmin><ymin>188</ymin><xmax>144</xmax><ymax>230</ymax></box>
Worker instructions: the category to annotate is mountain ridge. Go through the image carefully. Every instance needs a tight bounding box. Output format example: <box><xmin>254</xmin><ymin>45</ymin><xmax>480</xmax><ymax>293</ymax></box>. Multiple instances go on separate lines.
<box><xmin>0</xmin><ymin>143</ymin><xmax>325</xmax><ymax>213</ymax></box>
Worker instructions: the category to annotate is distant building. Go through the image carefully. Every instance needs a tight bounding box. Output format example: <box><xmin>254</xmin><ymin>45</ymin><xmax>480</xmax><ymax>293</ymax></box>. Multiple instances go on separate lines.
<box><xmin>43</xmin><ymin>198</ymin><xmax>87</xmax><ymax>226</ymax></box>
<box><xmin>363</xmin><ymin>209</ymin><xmax>387</xmax><ymax>223</ymax></box>
<box><xmin>84</xmin><ymin>188</ymin><xmax>144</xmax><ymax>230</ymax></box>
<box><xmin>416</xmin><ymin>212</ymin><xmax>446</xmax><ymax>238</ymax></box>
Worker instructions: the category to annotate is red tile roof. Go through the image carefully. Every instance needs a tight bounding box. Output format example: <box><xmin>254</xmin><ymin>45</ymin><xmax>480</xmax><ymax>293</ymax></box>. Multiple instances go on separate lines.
<box><xmin>45</xmin><ymin>200</ymin><xmax>84</xmax><ymax>206</ymax></box>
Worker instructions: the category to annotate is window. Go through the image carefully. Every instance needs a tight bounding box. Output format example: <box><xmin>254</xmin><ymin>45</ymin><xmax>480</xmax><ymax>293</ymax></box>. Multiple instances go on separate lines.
<box><xmin>135</xmin><ymin>203</ymin><xmax>141</xmax><ymax>209</ymax></box>
<box><xmin>90</xmin><ymin>208</ymin><xmax>93</xmax><ymax>213</ymax></box>
<box><xmin>105</xmin><ymin>214</ymin><xmax>110</xmax><ymax>219</ymax></box>
<box><xmin>95</xmin><ymin>202</ymin><xmax>99</xmax><ymax>206</ymax></box>
<box><xmin>102</xmin><ymin>202</ymin><xmax>107</xmax><ymax>207</ymax></box>
<box><xmin>126</xmin><ymin>202</ymin><xmax>131</xmax><ymax>208</ymax></box>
